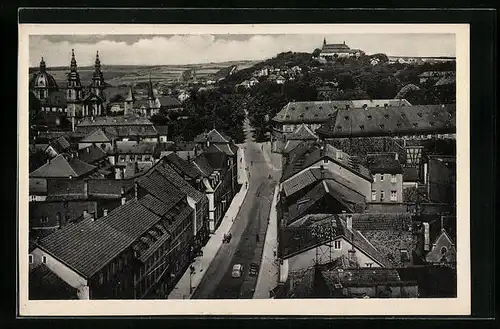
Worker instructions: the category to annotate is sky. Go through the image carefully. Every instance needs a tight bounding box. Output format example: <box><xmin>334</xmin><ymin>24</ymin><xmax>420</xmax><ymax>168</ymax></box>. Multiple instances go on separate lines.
<box><xmin>29</xmin><ymin>34</ymin><xmax>456</xmax><ymax>67</ymax></box>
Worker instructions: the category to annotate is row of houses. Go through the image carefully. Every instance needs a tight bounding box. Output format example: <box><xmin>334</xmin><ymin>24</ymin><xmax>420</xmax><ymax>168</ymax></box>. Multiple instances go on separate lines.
<box><xmin>28</xmin><ymin>128</ymin><xmax>243</xmax><ymax>299</ymax></box>
<box><xmin>270</xmin><ymin>95</ymin><xmax>457</xmax><ymax>298</ymax></box>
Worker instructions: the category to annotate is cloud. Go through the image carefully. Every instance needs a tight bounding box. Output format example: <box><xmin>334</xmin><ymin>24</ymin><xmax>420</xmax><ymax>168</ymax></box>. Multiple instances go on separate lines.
<box><xmin>29</xmin><ymin>34</ymin><xmax>455</xmax><ymax>67</ymax></box>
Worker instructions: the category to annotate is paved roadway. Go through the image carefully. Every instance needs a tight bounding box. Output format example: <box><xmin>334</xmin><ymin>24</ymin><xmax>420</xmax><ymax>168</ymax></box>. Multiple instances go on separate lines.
<box><xmin>191</xmin><ymin>113</ymin><xmax>280</xmax><ymax>299</ymax></box>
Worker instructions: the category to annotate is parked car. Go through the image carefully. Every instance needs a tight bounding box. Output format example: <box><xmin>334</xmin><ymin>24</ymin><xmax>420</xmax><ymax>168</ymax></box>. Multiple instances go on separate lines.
<box><xmin>232</xmin><ymin>264</ymin><xmax>243</xmax><ymax>278</ymax></box>
<box><xmin>249</xmin><ymin>262</ymin><xmax>259</xmax><ymax>276</ymax></box>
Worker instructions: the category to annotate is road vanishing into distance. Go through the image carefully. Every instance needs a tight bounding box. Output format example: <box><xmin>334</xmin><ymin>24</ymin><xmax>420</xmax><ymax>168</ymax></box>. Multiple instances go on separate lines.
<box><xmin>191</xmin><ymin>113</ymin><xmax>280</xmax><ymax>299</ymax></box>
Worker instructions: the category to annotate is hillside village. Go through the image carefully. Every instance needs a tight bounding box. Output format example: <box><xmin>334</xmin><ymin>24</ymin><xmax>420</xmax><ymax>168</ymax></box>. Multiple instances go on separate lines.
<box><xmin>28</xmin><ymin>37</ymin><xmax>457</xmax><ymax>300</ymax></box>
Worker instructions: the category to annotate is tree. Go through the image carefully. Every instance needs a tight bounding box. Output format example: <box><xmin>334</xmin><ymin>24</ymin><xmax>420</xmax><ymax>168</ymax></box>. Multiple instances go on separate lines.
<box><xmin>312</xmin><ymin>48</ymin><xmax>322</xmax><ymax>58</ymax></box>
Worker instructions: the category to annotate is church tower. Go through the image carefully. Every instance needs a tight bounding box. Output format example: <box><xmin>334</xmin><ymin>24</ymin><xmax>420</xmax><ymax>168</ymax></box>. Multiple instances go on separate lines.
<box><xmin>323</xmin><ymin>37</ymin><xmax>327</xmax><ymax>47</ymax></box>
<box><xmin>147</xmin><ymin>75</ymin><xmax>157</xmax><ymax>115</ymax></box>
<box><xmin>124</xmin><ymin>84</ymin><xmax>136</xmax><ymax>116</ymax></box>
<box><xmin>90</xmin><ymin>51</ymin><xmax>105</xmax><ymax>97</ymax></box>
<box><xmin>66</xmin><ymin>49</ymin><xmax>83</xmax><ymax>131</ymax></box>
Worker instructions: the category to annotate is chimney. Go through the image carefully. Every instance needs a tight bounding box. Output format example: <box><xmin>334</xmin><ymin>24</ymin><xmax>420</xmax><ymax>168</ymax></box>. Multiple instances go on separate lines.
<box><xmin>336</xmin><ymin>150</ymin><xmax>342</xmax><ymax>160</ymax></box>
<box><xmin>346</xmin><ymin>214</ymin><xmax>353</xmax><ymax>231</ymax></box>
<box><xmin>395</xmin><ymin>152</ymin><xmax>399</xmax><ymax>161</ymax></box>
<box><xmin>134</xmin><ymin>182</ymin><xmax>138</xmax><ymax>200</ymax></box>
<box><xmin>423</xmin><ymin>222</ymin><xmax>430</xmax><ymax>251</ymax></box>
<box><xmin>83</xmin><ymin>180</ymin><xmax>88</xmax><ymax>198</ymax></box>
<box><xmin>83</xmin><ymin>210</ymin><xmax>88</xmax><ymax>217</ymax></box>
<box><xmin>103</xmin><ymin>209</ymin><xmax>108</xmax><ymax>216</ymax></box>
<box><xmin>87</xmin><ymin>147</ymin><xmax>90</xmax><ymax>153</ymax></box>
<box><xmin>120</xmin><ymin>187</ymin><xmax>125</xmax><ymax>195</ymax></box>
<box><xmin>121</xmin><ymin>197</ymin><xmax>126</xmax><ymax>205</ymax></box>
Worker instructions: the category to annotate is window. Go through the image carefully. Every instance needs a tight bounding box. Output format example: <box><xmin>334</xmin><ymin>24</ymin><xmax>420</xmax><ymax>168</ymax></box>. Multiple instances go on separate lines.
<box><xmin>42</xmin><ymin>256</ymin><xmax>47</xmax><ymax>264</ymax></box>
<box><xmin>365</xmin><ymin>263</ymin><xmax>373</xmax><ymax>268</ymax></box>
<box><xmin>380</xmin><ymin>191</ymin><xmax>385</xmax><ymax>202</ymax></box>
<box><xmin>391</xmin><ymin>174</ymin><xmax>397</xmax><ymax>183</ymax></box>
<box><xmin>41</xmin><ymin>217</ymin><xmax>48</xmax><ymax>224</ymax></box>
<box><xmin>371</xmin><ymin>190</ymin><xmax>377</xmax><ymax>201</ymax></box>
<box><xmin>29</xmin><ymin>254</ymin><xmax>33</xmax><ymax>264</ymax></box>
<box><xmin>323</xmin><ymin>159</ymin><xmax>328</xmax><ymax>164</ymax></box>
<box><xmin>334</xmin><ymin>240</ymin><xmax>341</xmax><ymax>250</ymax></box>
<box><xmin>380</xmin><ymin>174</ymin><xmax>384</xmax><ymax>181</ymax></box>
<box><xmin>441</xmin><ymin>246</ymin><xmax>448</xmax><ymax>255</ymax></box>
<box><xmin>390</xmin><ymin>190</ymin><xmax>397</xmax><ymax>201</ymax></box>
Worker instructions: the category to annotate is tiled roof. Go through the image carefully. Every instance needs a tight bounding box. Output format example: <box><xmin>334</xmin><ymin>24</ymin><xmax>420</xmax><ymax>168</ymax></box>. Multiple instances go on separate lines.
<box><xmin>282</xmin><ymin>144</ymin><xmax>372</xmax><ymax>183</ymax></box>
<box><xmin>88</xmin><ymin>179</ymin><xmax>134</xmax><ymax>197</ymax></box>
<box><xmin>139</xmin><ymin>193</ymin><xmax>174</xmax><ymax>217</ymax></box>
<box><xmin>194</xmin><ymin>129</ymin><xmax>232</xmax><ymax>144</ymax></box>
<box><xmin>114</xmin><ymin>141</ymin><xmax>156</xmax><ymax>155</ymax></box>
<box><xmin>192</xmin><ymin>154</ymin><xmax>215</xmax><ymax>177</ymax></box>
<box><xmin>321</xmin><ymin>268</ymin><xmax>401</xmax><ymax>288</ymax></box>
<box><xmin>48</xmin><ymin>136</ymin><xmax>71</xmax><ymax>154</ymax></box>
<box><xmin>341</xmin><ymin>212</ymin><xmax>415</xmax><ymax>267</ymax></box>
<box><xmin>282</xmin><ymin>140</ymin><xmax>303</xmax><ymax>154</ymax></box>
<box><xmin>137</xmin><ymin>169</ymin><xmax>186</xmax><ymax>207</ymax></box>
<box><xmin>80</xmin><ymin>129</ymin><xmax>111</xmax><ymax>143</ymax></box>
<box><xmin>286</xmin><ymin>124</ymin><xmax>319</xmax><ymax>141</ymax></box>
<box><xmin>366</xmin><ymin>153</ymin><xmax>402</xmax><ymax>174</ymax></box>
<box><xmin>77</xmin><ymin>145</ymin><xmax>107</xmax><ymax>164</ymax></box>
<box><xmin>154</xmin><ymin>161</ymin><xmax>207</xmax><ymax>204</ymax></box>
<box><xmin>77</xmin><ymin>116</ymin><xmax>154</xmax><ymax>127</ymax></box>
<box><xmin>282</xmin><ymin>169</ymin><xmax>317</xmax><ymax>197</ymax></box>
<box><xmin>322</xmin><ymin>43</ymin><xmax>351</xmax><ymax>52</ymax></box>
<box><xmin>285</xmin><ymin>267</ymin><xmax>316</xmax><ymax>298</ymax></box>
<box><xmin>286</xmin><ymin>180</ymin><xmax>366</xmax><ymax>225</ymax></box>
<box><xmin>164</xmin><ymin>153</ymin><xmax>201</xmax><ymax>179</ymax></box>
<box><xmin>435</xmin><ymin>75</ymin><xmax>456</xmax><ymax>86</ymax></box>
<box><xmin>29</xmin><ymin>263</ymin><xmax>78</xmax><ymax>300</ymax></box>
<box><xmin>157</xmin><ymin>96</ymin><xmax>182</xmax><ymax>108</ymax></box>
<box><xmin>29</xmin><ymin>154</ymin><xmax>96</xmax><ymax>178</ymax></box>
<box><xmin>201</xmin><ymin>146</ymin><xmax>228</xmax><ymax>170</ymax></box>
<box><xmin>38</xmin><ymin>215</ymin><xmax>135</xmax><ymax>278</ymax></box>
<box><xmin>316</xmin><ymin>104</ymin><xmax>456</xmax><ymax>138</ymax></box>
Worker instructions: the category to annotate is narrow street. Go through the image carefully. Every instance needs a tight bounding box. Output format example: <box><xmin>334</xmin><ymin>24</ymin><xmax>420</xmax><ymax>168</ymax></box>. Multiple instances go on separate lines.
<box><xmin>191</xmin><ymin>112</ymin><xmax>281</xmax><ymax>299</ymax></box>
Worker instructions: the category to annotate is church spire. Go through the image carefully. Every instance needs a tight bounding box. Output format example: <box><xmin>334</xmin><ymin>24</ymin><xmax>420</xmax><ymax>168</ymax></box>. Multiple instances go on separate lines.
<box><xmin>39</xmin><ymin>57</ymin><xmax>46</xmax><ymax>72</ymax></box>
<box><xmin>126</xmin><ymin>84</ymin><xmax>135</xmax><ymax>102</ymax></box>
<box><xmin>147</xmin><ymin>74</ymin><xmax>155</xmax><ymax>100</ymax></box>
<box><xmin>70</xmin><ymin>49</ymin><xmax>77</xmax><ymax>71</ymax></box>
<box><xmin>94</xmin><ymin>50</ymin><xmax>101</xmax><ymax>71</ymax></box>
<box><xmin>323</xmin><ymin>37</ymin><xmax>327</xmax><ymax>46</ymax></box>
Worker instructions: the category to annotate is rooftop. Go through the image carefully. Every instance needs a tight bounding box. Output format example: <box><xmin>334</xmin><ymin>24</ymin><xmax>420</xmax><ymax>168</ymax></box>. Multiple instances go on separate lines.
<box><xmin>316</xmin><ymin>104</ymin><xmax>456</xmax><ymax>138</ymax></box>
<box><xmin>29</xmin><ymin>154</ymin><xmax>96</xmax><ymax>178</ymax></box>
<box><xmin>77</xmin><ymin>116</ymin><xmax>154</xmax><ymax>127</ymax></box>
<box><xmin>77</xmin><ymin>144</ymin><xmax>108</xmax><ymax>164</ymax></box>
<box><xmin>29</xmin><ymin>263</ymin><xmax>78</xmax><ymax>300</ymax></box>
<box><xmin>321</xmin><ymin>268</ymin><xmax>401</xmax><ymax>288</ymax></box>
<box><xmin>194</xmin><ymin>129</ymin><xmax>232</xmax><ymax>144</ymax></box>
<box><xmin>365</xmin><ymin>153</ymin><xmax>402</xmax><ymax>174</ymax></box>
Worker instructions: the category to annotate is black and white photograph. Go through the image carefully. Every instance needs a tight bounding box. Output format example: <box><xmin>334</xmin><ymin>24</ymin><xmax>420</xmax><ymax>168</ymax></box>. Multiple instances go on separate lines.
<box><xmin>18</xmin><ymin>23</ymin><xmax>470</xmax><ymax>316</ymax></box>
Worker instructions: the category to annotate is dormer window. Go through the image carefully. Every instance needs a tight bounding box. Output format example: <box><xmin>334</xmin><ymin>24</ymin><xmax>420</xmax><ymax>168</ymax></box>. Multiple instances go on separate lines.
<box><xmin>367</xmin><ymin>115</ymin><xmax>372</xmax><ymax>120</ymax></box>
<box><xmin>413</xmin><ymin>123</ymin><xmax>418</xmax><ymax>127</ymax></box>
<box><xmin>336</xmin><ymin>126</ymin><xmax>342</xmax><ymax>131</ymax></box>
<box><xmin>291</xmin><ymin>107</ymin><xmax>295</xmax><ymax>111</ymax></box>
<box><xmin>299</xmin><ymin>114</ymin><xmax>304</xmax><ymax>118</ymax></box>
<box><xmin>344</xmin><ymin>116</ymin><xmax>349</xmax><ymax>121</ymax></box>
<box><xmin>433</xmin><ymin>112</ymin><xmax>438</xmax><ymax>117</ymax></box>
<box><xmin>305</xmin><ymin>106</ymin><xmax>309</xmax><ymax>110</ymax></box>
<box><xmin>429</xmin><ymin>121</ymin><xmax>435</xmax><ymax>126</ymax></box>
<box><xmin>401</xmin><ymin>113</ymin><xmax>406</xmax><ymax>118</ymax></box>
<box><xmin>379</xmin><ymin>124</ymin><xmax>385</xmax><ymax>129</ymax></box>
<box><xmin>359</xmin><ymin>125</ymin><xmax>365</xmax><ymax>130</ymax></box>
<box><xmin>396</xmin><ymin>123</ymin><xmax>402</xmax><ymax>127</ymax></box>
<box><xmin>384</xmin><ymin>114</ymin><xmax>389</xmax><ymax>119</ymax></box>
<box><xmin>417</xmin><ymin>113</ymin><xmax>423</xmax><ymax>118</ymax></box>
<box><xmin>319</xmin><ymin>106</ymin><xmax>323</xmax><ymax>110</ymax></box>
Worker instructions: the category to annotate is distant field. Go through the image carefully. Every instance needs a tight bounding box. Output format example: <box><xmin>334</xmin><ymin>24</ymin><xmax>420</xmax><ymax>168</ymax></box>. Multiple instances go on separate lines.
<box><xmin>29</xmin><ymin>60</ymin><xmax>260</xmax><ymax>87</ymax></box>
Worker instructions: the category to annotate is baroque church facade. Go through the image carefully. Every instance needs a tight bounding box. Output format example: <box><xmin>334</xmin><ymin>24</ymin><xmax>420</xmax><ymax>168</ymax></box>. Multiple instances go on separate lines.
<box><xmin>29</xmin><ymin>49</ymin><xmax>108</xmax><ymax>131</ymax></box>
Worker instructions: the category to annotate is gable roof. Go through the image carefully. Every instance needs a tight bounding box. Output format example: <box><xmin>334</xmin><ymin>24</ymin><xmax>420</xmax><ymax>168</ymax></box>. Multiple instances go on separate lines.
<box><xmin>136</xmin><ymin>169</ymin><xmax>186</xmax><ymax>208</ymax></box>
<box><xmin>164</xmin><ymin>153</ymin><xmax>201</xmax><ymax>179</ymax></box>
<box><xmin>157</xmin><ymin>96</ymin><xmax>182</xmax><ymax>108</ymax></box>
<box><xmin>286</xmin><ymin>124</ymin><xmax>319</xmax><ymax>141</ymax></box>
<box><xmin>282</xmin><ymin>144</ymin><xmax>372</xmax><ymax>183</ymax></box>
<box><xmin>153</xmin><ymin>160</ymin><xmax>206</xmax><ymax>204</ymax></box>
<box><xmin>192</xmin><ymin>154</ymin><xmax>215</xmax><ymax>177</ymax></box>
<box><xmin>194</xmin><ymin>129</ymin><xmax>232</xmax><ymax>144</ymax></box>
<box><xmin>80</xmin><ymin>129</ymin><xmax>111</xmax><ymax>143</ymax></box>
<box><xmin>29</xmin><ymin>154</ymin><xmax>96</xmax><ymax>178</ymax></box>
<box><xmin>202</xmin><ymin>148</ymin><xmax>228</xmax><ymax>170</ymax></box>
<box><xmin>77</xmin><ymin>144</ymin><xmax>107</xmax><ymax>164</ymax></box>
<box><xmin>316</xmin><ymin>104</ymin><xmax>456</xmax><ymax>138</ymax></box>
<box><xmin>48</xmin><ymin>136</ymin><xmax>71</xmax><ymax>154</ymax></box>
<box><xmin>37</xmin><ymin>201</ymin><xmax>159</xmax><ymax>278</ymax></box>
<box><xmin>286</xmin><ymin>180</ymin><xmax>366</xmax><ymax>225</ymax></box>
<box><xmin>366</xmin><ymin>153</ymin><xmax>402</xmax><ymax>174</ymax></box>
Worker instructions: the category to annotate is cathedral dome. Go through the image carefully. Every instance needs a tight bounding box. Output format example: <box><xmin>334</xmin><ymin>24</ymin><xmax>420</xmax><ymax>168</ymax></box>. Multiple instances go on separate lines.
<box><xmin>30</xmin><ymin>57</ymin><xmax>58</xmax><ymax>91</ymax></box>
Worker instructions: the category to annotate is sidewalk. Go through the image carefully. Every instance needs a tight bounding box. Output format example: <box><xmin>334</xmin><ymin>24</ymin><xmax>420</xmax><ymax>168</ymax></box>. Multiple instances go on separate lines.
<box><xmin>253</xmin><ymin>184</ymin><xmax>280</xmax><ymax>299</ymax></box>
<box><xmin>168</xmin><ymin>150</ymin><xmax>250</xmax><ymax>299</ymax></box>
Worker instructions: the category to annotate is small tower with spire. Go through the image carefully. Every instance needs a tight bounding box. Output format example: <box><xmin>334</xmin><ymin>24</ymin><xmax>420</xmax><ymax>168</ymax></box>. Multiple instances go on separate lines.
<box><xmin>66</xmin><ymin>49</ymin><xmax>83</xmax><ymax>131</ymax></box>
<box><xmin>90</xmin><ymin>50</ymin><xmax>106</xmax><ymax>97</ymax></box>
<box><xmin>147</xmin><ymin>74</ymin><xmax>156</xmax><ymax>111</ymax></box>
<box><xmin>39</xmin><ymin>57</ymin><xmax>46</xmax><ymax>73</ymax></box>
<box><xmin>323</xmin><ymin>37</ymin><xmax>327</xmax><ymax>47</ymax></box>
<box><xmin>124</xmin><ymin>84</ymin><xmax>136</xmax><ymax>116</ymax></box>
